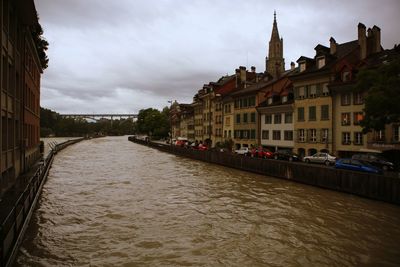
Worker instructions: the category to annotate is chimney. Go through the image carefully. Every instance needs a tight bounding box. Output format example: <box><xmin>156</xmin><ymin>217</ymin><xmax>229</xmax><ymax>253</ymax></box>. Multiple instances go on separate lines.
<box><xmin>239</xmin><ymin>66</ymin><xmax>247</xmax><ymax>87</ymax></box>
<box><xmin>251</xmin><ymin>66</ymin><xmax>256</xmax><ymax>73</ymax></box>
<box><xmin>290</xmin><ymin>62</ymin><xmax>295</xmax><ymax>70</ymax></box>
<box><xmin>329</xmin><ymin>37</ymin><xmax>337</xmax><ymax>55</ymax></box>
<box><xmin>372</xmin><ymin>25</ymin><xmax>381</xmax><ymax>53</ymax></box>
<box><xmin>358</xmin><ymin>23</ymin><xmax>367</xmax><ymax>60</ymax></box>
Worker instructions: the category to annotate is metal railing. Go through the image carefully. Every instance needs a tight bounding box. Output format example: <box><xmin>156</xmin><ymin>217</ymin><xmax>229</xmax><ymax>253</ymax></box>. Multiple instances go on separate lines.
<box><xmin>0</xmin><ymin>138</ymin><xmax>84</xmax><ymax>267</ymax></box>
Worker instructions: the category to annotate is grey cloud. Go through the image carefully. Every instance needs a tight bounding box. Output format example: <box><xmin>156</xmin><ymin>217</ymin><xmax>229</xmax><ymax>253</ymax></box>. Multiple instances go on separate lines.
<box><xmin>35</xmin><ymin>0</ymin><xmax>400</xmax><ymax>114</ymax></box>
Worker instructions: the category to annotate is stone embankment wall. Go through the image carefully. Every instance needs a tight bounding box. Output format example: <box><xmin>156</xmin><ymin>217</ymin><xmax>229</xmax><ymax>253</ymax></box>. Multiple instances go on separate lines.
<box><xmin>129</xmin><ymin>137</ymin><xmax>400</xmax><ymax>205</ymax></box>
<box><xmin>0</xmin><ymin>138</ymin><xmax>85</xmax><ymax>267</ymax></box>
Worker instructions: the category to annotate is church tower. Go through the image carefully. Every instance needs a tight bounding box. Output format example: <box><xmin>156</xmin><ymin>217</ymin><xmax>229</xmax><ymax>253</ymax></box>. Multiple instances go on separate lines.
<box><xmin>265</xmin><ymin>11</ymin><xmax>285</xmax><ymax>78</ymax></box>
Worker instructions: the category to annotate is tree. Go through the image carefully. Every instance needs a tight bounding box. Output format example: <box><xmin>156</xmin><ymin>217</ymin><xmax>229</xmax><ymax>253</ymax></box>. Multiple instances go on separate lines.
<box><xmin>31</xmin><ymin>20</ymin><xmax>49</xmax><ymax>70</ymax></box>
<box><xmin>356</xmin><ymin>56</ymin><xmax>400</xmax><ymax>133</ymax></box>
<box><xmin>136</xmin><ymin>108</ymin><xmax>170</xmax><ymax>139</ymax></box>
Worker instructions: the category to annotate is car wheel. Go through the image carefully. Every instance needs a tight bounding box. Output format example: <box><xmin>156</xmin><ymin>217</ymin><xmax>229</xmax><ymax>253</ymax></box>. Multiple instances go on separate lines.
<box><xmin>289</xmin><ymin>157</ymin><xmax>293</xmax><ymax>162</ymax></box>
<box><xmin>382</xmin><ymin>165</ymin><xmax>388</xmax><ymax>171</ymax></box>
<box><xmin>305</xmin><ymin>159</ymin><xmax>310</xmax><ymax>163</ymax></box>
<box><xmin>274</xmin><ymin>155</ymin><xmax>278</xmax><ymax>160</ymax></box>
<box><xmin>325</xmin><ymin>160</ymin><xmax>330</xmax><ymax>166</ymax></box>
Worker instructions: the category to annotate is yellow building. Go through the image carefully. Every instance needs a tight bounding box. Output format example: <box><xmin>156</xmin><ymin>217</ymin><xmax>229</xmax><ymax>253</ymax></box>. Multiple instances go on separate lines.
<box><xmin>191</xmin><ymin>94</ymin><xmax>203</xmax><ymax>143</ymax></box>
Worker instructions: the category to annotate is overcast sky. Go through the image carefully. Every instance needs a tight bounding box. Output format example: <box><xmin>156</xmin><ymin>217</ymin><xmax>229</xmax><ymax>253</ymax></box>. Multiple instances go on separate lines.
<box><xmin>35</xmin><ymin>0</ymin><xmax>400</xmax><ymax>114</ymax></box>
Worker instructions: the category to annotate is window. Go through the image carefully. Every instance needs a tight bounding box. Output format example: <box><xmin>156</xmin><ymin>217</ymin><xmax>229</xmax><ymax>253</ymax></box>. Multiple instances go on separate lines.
<box><xmin>243</xmin><ymin>130</ymin><xmax>248</xmax><ymax>139</ymax></box>
<box><xmin>250</xmin><ymin>129</ymin><xmax>256</xmax><ymax>139</ymax></box>
<box><xmin>228</xmin><ymin>130</ymin><xmax>232</xmax><ymax>138</ymax></box>
<box><xmin>298</xmin><ymin>87</ymin><xmax>305</xmax><ymax>99</ymax></box>
<box><xmin>322</xmin><ymin>83</ymin><xmax>329</xmax><ymax>96</ymax></box>
<box><xmin>234</xmin><ymin>130</ymin><xmax>240</xmax><ymax>139</ymax></box>
<box><xmin>354</xmin><ymin>92</ymin><xmax>364</xmax><ymax>105</ymax></box>
<box><xmin>236</xmin><ymin>114</ymin><xmax>241</xmax><ymax>124</ymax></box>
<box><xmin>342</xmin><ymin>132</ymin><xmax>351</xmax><ymax>145</ymax></box>
<box><xmin>224</xmin><ymin>130</ymin><xmax>227</xmax><ymax>138</ymax></box>
<box><xmin>321</xmin><ymin>129</ymin><xmax>329</xmax><ymax>143</ymax></box>
<box><xmin>285</xmin><ymin>113</ymin><xmax>292</xmax><ymax>124</ymax></box>
<box><xmin>309</xmin><ymin>129</ymin><xmax>317</xmax><ymax>142</ymax></box>
<box><xmin>225</xmin><ymin>117</ymin><xmax>231</xmax><ymax>126</ymax></box>
<box><xmin>341</xmin><ymin>113</ymin><xmax>351</xmax><ymax>126</ymax></box>
<box><xmin>298</xmin><ymin>107</ymin><xmax>305</xmax><ymax>121</ymax></box>
<box><xmin>353</xmin><ymin>112</ymin><xmax>364</xmax><ymax>125</ymax></box>
<box><xmin>298</xmin><ymin>129</ymin><xmax>305</xmax><ymax>142</ymax></box>
<box><xmin>250</xmin><ymin>112</ymin><xmax>256</xmax><ymax>123</ymax></box>
<box><xmin>262</xmin><ymin>130</ymin><xmax>269</xmax><ymax>140</ymax></box>
<box><xmin>375</xmin><ymin>130</ymin><xmax>385</xmax><ymax>142</ymax></box>
<box><xmin>299</xmin><ymin>62</ymin><xmax>306</xmax><ymax>72</ymax></box>
<box><xmin>309</xmin><ymin>85</ymin><xmax>317</xmax><ymax>98</ymax></box>
<box><xmin>274</xmin><ymin>114</ymin><xmax>281</xmax><ymax>124</ymax></box>
<box><xmin>267</xmin><ymin>97</ymin><xmax>273</xmax><ymax>105</ymax></box>
<box><xmin>317</xmin><ymin>57</ymin><xmax>325</xmax><ymax>68</ymax></box>
<box><xmin>354</xmin><ymin>132</ymin><xmax>363</xmax><ymax>145</ymax></box>
<box><xmin>248</xmin><ymin>97</ymin><xmax>256</xmax><ymax>106</ymax></box>
<box><xmin>273</xmin><ymin>130</ymin><xmax>281</xmax><ymax>140</ymax></box>
<box><xmin>309</xmin><ymin>106</ymin><xmax>316</xmax><ymax>121</ymax></box>
<box><xmin>282</xmin><ymin>96</ymin><xmax>288</xmax><ymax>103</ymax></box>
<box><xmin>341</xmin><ymin>93</ymin><xmax>351</xmax><ymax>105</ymax></box>
<box><xmin>242</xmin><ymin>98</ymin><xmax>248</xmax><ymax>108</ymax></box>
<box><xmin>243</xmin><ymin>113</ymin><xmax>248</xmax><ymax>123</ymax></box>
<box><xmin>321</xmin><ymin>105</ymin><xmax>329</xmax><ymax>120</ymax></box>
<box><xmin>342</xmin><ymin>71</ymin><xmax>351</xmax><ymax>82</ymax></box>
<box><xmin>284</xmin><ymin>130</ymin><xmax>293</xmax><ymax>141</ymax></box>
<box><xmin>393</xmin><ymin>125</ymin><xmax>400</xmax><ymax>142</ymax></box>
<box><xmin>264</xmin><ymin>115</ymin><xmax>272</xmax><ymax>124</ymax></box>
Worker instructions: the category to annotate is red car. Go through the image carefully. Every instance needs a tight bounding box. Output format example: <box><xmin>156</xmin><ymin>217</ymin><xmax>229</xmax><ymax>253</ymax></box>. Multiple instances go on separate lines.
<box><xmin>250</xmin><ymin>147</ymin><xmax>273</xmax><ymax>159</ymax></box>
<box><xmin>198</xmin><ymin>144</ymin><xmax>208</xmax><ymax>151</ymax></box>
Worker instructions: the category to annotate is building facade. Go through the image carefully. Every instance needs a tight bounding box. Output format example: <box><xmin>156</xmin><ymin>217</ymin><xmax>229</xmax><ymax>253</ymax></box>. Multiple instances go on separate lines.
<box><xmin>257</xmin><ymin>76</ymin><xmax>294</xmax><ymax>152</ymax></box>
<box><xmin>1</xmin><ymin>0</ymin><xmax>43</xmax><ymax>195</ymax></box>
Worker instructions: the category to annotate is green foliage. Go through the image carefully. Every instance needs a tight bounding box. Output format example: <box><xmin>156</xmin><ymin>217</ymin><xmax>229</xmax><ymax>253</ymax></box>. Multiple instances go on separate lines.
<box><xmin>135</xmin><ymin>107</ymin><xmax>170</xmax><ymax>139</ymax></box>
<box><xmin>40</xmin><ymin>107</ymin><xmax>136</xmax><ymax>137</ymax></box>
<box><xmin>356</xmin><ymin>56</ymin><xmax>400</xmax><ymax>133</ymax></box>
<box><xmin>31</xmin><ymin>20</ymin><xmax>49</xmax><ymax>70</ymax></box>
<box><xmin>216</xmin><ymin>139</ymin><xmax>234</xmax><ymax>151</ymax></box>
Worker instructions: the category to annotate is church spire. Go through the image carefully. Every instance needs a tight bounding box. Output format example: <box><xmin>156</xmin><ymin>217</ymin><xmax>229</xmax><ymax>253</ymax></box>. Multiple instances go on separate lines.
<box><xmin>266</xmin><ymin>11</ymin><xmax>285</xmax><ymax>78</ymax></box>
<box><xmin>271</xmin><ymin>10</ymin><xmax>280</xmax><ymax>40</ymax></box>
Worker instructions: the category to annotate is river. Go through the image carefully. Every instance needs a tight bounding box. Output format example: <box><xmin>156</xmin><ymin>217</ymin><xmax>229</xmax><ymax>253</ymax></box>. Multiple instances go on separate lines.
<box><xmin>16</xmin><ymin>136</ymin><xmax>400</xmax><ymax>266</ymax></box>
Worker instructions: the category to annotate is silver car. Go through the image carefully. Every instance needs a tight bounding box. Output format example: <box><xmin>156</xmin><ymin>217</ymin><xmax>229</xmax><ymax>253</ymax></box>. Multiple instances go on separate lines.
<box><xmin>303</xmin><ymin>152</ymin><xmax>336</xmax><ymax>166</ymax></box>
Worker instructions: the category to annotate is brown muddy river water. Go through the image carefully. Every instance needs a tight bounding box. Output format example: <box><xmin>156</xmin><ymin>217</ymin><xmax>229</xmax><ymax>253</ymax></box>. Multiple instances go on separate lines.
<box><xmin>16</xmin><ymin>136</ymin><xmax>400</xmax><ymax>266</ymax></box>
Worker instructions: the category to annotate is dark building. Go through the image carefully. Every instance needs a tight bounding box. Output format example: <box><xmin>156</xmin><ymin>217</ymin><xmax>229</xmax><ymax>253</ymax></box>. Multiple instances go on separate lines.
<box><xmin>1</xmin><ymin>0</ymin><xmax>43</xmax><ymax>196</ymax></box>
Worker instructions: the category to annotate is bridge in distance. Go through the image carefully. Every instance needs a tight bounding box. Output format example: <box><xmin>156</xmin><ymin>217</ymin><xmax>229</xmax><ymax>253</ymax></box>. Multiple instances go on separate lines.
<box><xmin>60</xmin><ymin>114</ymin><xmax>138</xmax><ymax>121</ymax></box>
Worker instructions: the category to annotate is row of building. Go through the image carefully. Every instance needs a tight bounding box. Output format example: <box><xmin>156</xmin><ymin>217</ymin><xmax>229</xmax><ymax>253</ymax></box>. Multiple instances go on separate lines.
<box><xmin>170</xmin><ymin>13</ymin><xmax>400</xmax><ymax>160</ymax></box>
<box><xmin>0</xmin><ymin>0</ymin><xmax>42</xmax><ymax>196</ymax></box>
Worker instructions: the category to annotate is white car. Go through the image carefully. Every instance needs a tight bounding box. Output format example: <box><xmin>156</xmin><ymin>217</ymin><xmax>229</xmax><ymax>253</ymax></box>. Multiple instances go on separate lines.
<box><xmin>303</xmin><ymin>152</ymin><xmax>336</xmax><ymax>166</ymax></box>
<box><xmin>234</xmin><ymin>147</ymin><xmax>250</xmax><ymax>156</ymax></box>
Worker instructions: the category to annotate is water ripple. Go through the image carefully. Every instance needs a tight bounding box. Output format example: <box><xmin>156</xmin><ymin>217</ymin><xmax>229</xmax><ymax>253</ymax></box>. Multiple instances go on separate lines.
<box><xmin>16</xmin><ymin>136</ymin><xmax>400</xmax><ymax>266</ymax></box>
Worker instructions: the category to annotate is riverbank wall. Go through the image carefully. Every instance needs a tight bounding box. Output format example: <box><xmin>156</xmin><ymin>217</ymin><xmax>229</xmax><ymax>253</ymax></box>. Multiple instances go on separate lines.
<box><xmin>129</xmin><ymin>137</ymin><xmax>400</xmax><ymax>206</ymax></box>
<box><xmin>0</xmin><ymin>138</ymin><xmax>85</xmax><ymax>267</ymax></box>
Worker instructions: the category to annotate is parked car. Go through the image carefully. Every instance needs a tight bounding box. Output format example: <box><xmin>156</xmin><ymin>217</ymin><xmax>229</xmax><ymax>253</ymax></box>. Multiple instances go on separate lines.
<box><xmin>198</xmin><ymin>144</ymin><xmax>208</xmax><ymax>151</ymax></box>
<box><xmin>303</xmin><ymin>152</ymin><xmax>336</xmax><ymax>166</ymax></box>
<box><xmin>351</xmin><ymin>153</ymin><xmax>395</xmax><ymax>171</ymax></box>
<box><xmin>257</xmin><ymin>147</ymin><xmax>274</xmax><ymax>159</ymax></box>
<box><xmin>249</xmin><ymin>147</ymin><xmax>272</xmax><ymax>158</ymax></box>
<box><xmin>335</xmin><ymin>159</ymin><xmax>383</xmax><ymax>174</ymax></box>
<box><xmin>235</xmin><ymin>147</ymin><xmax>250</xmax><ymax>156</ymax></box>
<box><xmin>273</xmin><ymin>149</ymin><xmax>299</xmax><ymax>161</ymax></box>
